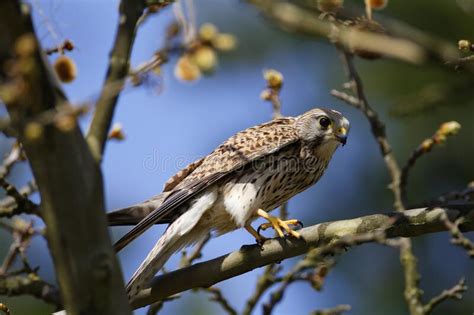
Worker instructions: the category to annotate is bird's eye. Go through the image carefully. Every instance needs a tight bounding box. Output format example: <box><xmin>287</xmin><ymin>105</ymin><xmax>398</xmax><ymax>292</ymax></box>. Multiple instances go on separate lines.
<box><xmin>319</xmin><ymin>117</ymin><xmax>331</xmax><ymax>129</ymax></box>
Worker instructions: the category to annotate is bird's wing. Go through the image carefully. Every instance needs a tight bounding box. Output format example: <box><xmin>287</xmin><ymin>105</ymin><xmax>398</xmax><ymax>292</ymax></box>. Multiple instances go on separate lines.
<box><xmin>114</xmin><ymin>117</ymin><xmax>300</xmax><ymax>252</ymax></box>
<box><xmin>162</xmin><ymin>157</ymin><xmax>206</xmax><ymax>192</ymax></box>
<box><xmin>107</xmin><ymin>159</ymin><xmax>205</xmax><ymax>226</ymax></box>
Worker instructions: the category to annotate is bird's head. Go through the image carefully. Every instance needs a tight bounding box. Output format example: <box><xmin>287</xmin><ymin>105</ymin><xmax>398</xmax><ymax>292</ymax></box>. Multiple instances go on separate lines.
<box><xmin>296</xmin><ymin>108</ymin><xmax>350</xmax><ymax>147</ymax></box>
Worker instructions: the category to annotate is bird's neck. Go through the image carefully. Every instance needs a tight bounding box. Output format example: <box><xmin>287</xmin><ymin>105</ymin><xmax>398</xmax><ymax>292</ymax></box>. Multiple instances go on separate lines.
<box><xmin>300</xmin><ymin>140</ymin><xmax>339</xmax><ymax>165</ymax></box>
<box><xmin>314</xmin><ymin>141</ymin><xmax>339</xmax><ymax>162</ymax></box>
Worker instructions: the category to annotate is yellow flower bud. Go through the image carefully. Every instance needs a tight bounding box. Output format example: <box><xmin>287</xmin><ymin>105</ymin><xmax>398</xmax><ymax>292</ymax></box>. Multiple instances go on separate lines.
<box><xmin>212</xmin><ymin>33</ymin><xmax>237</xmax><ymax>51</ymax></box>
<box><xmin>191</xmin><ymin>47</ymin><xmax>218</xmax><ymax>73</ymax></box>
<box><xmin>199</xmin><ymin>23</ymin><xmax>218</xmax><ymax>42</ymax></box>
<box><xmin>458</xmin><ymin>39</ymin><xmax>472</xmax><ymax>51</ymax></box>
<box><xmin>108</xmin><ymin>123</ymin><xmax>126</xmax><ymax>140</ymax></box>
<box><xmin>54</xmin><ymin>55</ymin><xmax>77</xmax><ymax>83</ymax></box>
<box><xmin>438</xmin><ymin>121</ymin><xmax>461</xmax><ymax>137</ymax></box>
<box><xmin>263</xmin><ymin>69</ymin><xmax>283</xmax><ymax>89</ymax></box>
<box><xmin>174</xmin><ymin>55</ymin><xmax>201</xmax><ymax>82</ymax></box>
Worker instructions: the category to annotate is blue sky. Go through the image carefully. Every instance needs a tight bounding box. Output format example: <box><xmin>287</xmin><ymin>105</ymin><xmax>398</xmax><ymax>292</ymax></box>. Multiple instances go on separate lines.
<box><xmin>1</xmin><ymin>1</ymin><xmax>472</xmax><ymax>314</ymax></box>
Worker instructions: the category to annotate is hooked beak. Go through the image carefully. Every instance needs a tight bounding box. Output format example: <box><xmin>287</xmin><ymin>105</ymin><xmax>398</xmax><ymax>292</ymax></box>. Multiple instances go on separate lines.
<box><xmin>336</xmin><ymin>127</ymin><xmax>347</xmax><ymax>146</ymax></box>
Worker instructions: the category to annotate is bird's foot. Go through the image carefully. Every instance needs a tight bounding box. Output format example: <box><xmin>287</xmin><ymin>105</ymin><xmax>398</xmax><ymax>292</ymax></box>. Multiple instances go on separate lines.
<box><xmin>256</xmin><ymin>209</ymin><xmax>303</xmax><ymax>239</ymax></box>
<box><xmin>245</xmin><ymin>224</ymin><xmax>268</xmax><ymax>246</ymax></box>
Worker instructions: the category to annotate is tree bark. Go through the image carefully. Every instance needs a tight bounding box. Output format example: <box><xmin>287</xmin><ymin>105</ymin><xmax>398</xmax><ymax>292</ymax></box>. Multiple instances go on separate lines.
<box><xmin>130</xmin><ymin>204</ymin><xmax>474</xmax><ymax>309</ymax></box>
<box><xmin>0</xmin><ymin>1</ymin><xmax>131</xmax><ymax>314</ymax></box>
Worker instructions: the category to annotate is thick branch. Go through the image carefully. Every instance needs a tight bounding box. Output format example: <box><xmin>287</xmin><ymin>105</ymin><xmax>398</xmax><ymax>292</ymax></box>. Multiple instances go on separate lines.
<box><xmin>130</xmin><ymin>204</ymin><xmax>474</xmax><ymax>309</ymax></box>
<box><xmin>86</xmin><ymin>0</ymin><xmax>148</xmax><ymax>162</ymax></box>
<box><xmin>248</xmin><ymin>0</ymin><xmax>425</xmax><ymax>64</ymax></box>
<box><xmin>0</xmin><ymin>2</ymin><xmax>130</xmax><ymax>314</ymax></box>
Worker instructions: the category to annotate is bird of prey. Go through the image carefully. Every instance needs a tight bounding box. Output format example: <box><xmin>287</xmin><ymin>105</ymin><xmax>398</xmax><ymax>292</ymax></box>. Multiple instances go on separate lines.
<box><xmin>108</xmin><ymin>108</ymin><xmax>349</xmax><ymax>298</ymax></box>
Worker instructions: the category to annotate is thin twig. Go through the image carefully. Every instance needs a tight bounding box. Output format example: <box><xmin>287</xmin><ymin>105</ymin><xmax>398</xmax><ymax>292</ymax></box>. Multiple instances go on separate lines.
<box><xmin>145</xmin><ymin>295</ymin><xmax>180</xmax><ymax>315</ymax></box>
<box><xmin>262</xmin><ymin>230</ymin><xmax>400</xmax><ymax>314</ymax></box>
<box><xmin>0</xmin><ymin>219</ymin><xmax>37</xmax><ymax>275</ymax></box>
<box><xmin>400</xmin><ymin>121</ymin><xmax>461</xmax><ymax>205</ymax></box>
<box><xmin>311</xmin><ymin>304</ymin><xmax>351</xmax><ymax>315</ymax></box>
<box><xmin>0</xmin><ymin>142</ymin><xmax>23</xmax><ymax>179</ymax></box>
<box><xmin>445</xmin><ymin>55</ymin><xmax>474</xmax><ymax>70</ymax></box>
<box><xmin>412</xmin><ymin>182</ymin><xmax>474</xmax><ymax>208</ymax></box>
<box><xmin>44</xmin><ymin>39</ymin><xmax>74</xmax><ymax>55</ymax></box>
<box><xmin>129</xmin><ymin>21</ymin><xmax>181</xmax><ymax>87</ymax></box>
<box><xmin>206</xmin><ymin>286</ymin><xmax>238</xmax><ymax>315</ymax></box>
<box><xmin>337</xmin><ymin>51</ymin><xmax>404</xmax><ymax>211</ymax></box>
<box><xmin>441</xmin><ymin>213</ymin><xmax>474</xmax><ymax>258</ymax></box>
<box><xmin>243</xmin><ymin>264</ymin><xmax>281</xmax><ymax>315</ymax></box>
<box><xmin>399</xmin><ymin>238</ymin><xmax>423</xmax><ymax>315</ymax></box>
<box><xmin>180</xmin><ymin>233</ymin><xmax>211</xmax><ymax>268</ymax></box>
<box><xmin>330</xmin><ymin>89</ymin><xmax>363</xmax><ymax>110</ymax></box>
<box><xmin>0</xmin><ymin>177</ymin><xmax>39</xmax><ymax>218</ymax></box>
<box><xmin>0</xmin><ymin>180</ymin><xmax>38</xmax><ymax>209</ymax></box>
<box><xmin>422</xmin><ymin>278</ymin><xmax>467</xmax><ymax>314</ymax></box>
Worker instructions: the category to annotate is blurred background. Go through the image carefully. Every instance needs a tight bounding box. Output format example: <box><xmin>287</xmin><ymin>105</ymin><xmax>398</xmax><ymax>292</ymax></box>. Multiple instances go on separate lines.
<box><xmin>1</xmin><ymin>0</ymin><xmax>473</xmax><ymax>314</ymax></box>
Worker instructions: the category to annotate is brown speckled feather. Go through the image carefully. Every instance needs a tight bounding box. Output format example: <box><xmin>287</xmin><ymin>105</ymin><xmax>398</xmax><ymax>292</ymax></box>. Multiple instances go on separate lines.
<box><xmin>113</xmin><ymin>117</ymin><xmax>300</xmax><ymax>251</ymax></box>
<box><xmin>174</xmin><ymin>117</ymin><xmax>298</xmax><ymax>188</ymax></box>
<box><xmin>163</xmin><ymin>158</ymin><xmax>205</xmax><ymax>192</ymax></box>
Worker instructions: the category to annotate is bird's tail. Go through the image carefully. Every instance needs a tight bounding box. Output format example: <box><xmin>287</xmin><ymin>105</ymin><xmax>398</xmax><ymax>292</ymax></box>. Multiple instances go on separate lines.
<box><xmin>126</xmin><ymin>189</ymin><xmax>218</xmax><ymax>298</ymax></box>
<box><xmin>107</xmin><ymin>193</ymin><xmax>171</xmax><ymax>226</ymax></box>
<box><xmin>126</xmin><ymin>226</ymin><xmax>207</xmax><ymax>297</ymax></box>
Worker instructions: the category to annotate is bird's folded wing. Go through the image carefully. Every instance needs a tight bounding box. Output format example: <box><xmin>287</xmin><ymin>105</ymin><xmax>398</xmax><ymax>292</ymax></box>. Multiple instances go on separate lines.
<box><xmin>114</xmin><ymin>172</ymin><xmax>225</xmax><ymax>252</ymax></box>
<box><xmin>114</xmin><ymin>117</ymin><xmax>300</xmax><ymax>252</ymax></box>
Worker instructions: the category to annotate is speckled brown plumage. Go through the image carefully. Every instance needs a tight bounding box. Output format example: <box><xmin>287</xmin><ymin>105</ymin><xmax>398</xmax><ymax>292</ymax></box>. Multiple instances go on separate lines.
<box><xmin>108</xmin><ymin>108</ymin><xmax>350</xmax><ymax>297</ymax></box>
<box><xmin>171</xmin><ymin>117</ymin><xmax>299</xmax><ymax>190</ymax></box>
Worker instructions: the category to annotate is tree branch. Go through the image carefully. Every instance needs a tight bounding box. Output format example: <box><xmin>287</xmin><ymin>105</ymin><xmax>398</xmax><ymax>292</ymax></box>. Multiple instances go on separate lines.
<box><xmin>247</xmin><ymin>0</ymin><xmax>425</xmax><ymax>64</ymax></box>
<box><xmin>311</xmin><ymin>304</ymin><xmax>351</xmax><ymax>315</ymax></box>
<box><xmin>129</xmin><ymin>204</ymin><xmax>474</xmax><ymax>309</ymax></box>
<box><xmin>0</xmin><ymin>2</ymin><xmax>130</xmax><ymax>314</ymax></box>
<box><xmin>442</xmin><ymin>214</ymin><xmax>474</xmax><ymax>258</ymax></box>
<box><xmin>0</xmin><ymin>274</ymin><xmax>61</xmax><ymax>308</ymax></box>
<box><xmin>338</xmin><ymin>51</ymin><xmax>404</xmax><ymax>211</ymax></box>
<box><xmin>400</xmin><ymin>121</ymin><xmax>461</xmax><ymax>205</ymax></box>
<box><xmin>86</xmin><ymin>1</ymin><xmax>171</xmax><ymax>162</ymax></box>
<box><xmin>422</xmin><ymin>278</ymin><xmax>467</xmax><ymax>314</ymax></box>
<box><xmin>335</xmin><ymin>50</ymin><xmax>426</xmax><ymax>315</ymax></box>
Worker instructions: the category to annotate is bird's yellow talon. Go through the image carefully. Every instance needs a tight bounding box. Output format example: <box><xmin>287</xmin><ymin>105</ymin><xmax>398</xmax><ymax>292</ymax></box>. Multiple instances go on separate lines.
<box><xmin>245</xmin><ymin>224</ymin><xmax>268</xmax><ymax>246</ymax></box>
<box><xmin>256</xmin><ymin>209</ymin><xmax>302</xmax><ymax>239</ymax></box>
<box><xmin>257</xmin><ymin>222</ymin><xmax>273</xmax><ymax>231</ymax></box>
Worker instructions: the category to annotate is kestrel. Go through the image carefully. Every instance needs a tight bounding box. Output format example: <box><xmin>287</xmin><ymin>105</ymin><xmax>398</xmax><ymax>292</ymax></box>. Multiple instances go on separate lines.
<box><xmin>108</xmin><ymin>108</ymin><xmax>349</xmax><ymax>298</ymax></box>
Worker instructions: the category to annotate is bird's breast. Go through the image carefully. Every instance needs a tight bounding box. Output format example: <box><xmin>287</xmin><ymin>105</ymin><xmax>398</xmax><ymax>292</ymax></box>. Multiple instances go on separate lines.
<box><xmin>210</xmin><ymin>147</ymin><xmax>330</xmax><ymax>233</ymax></box>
